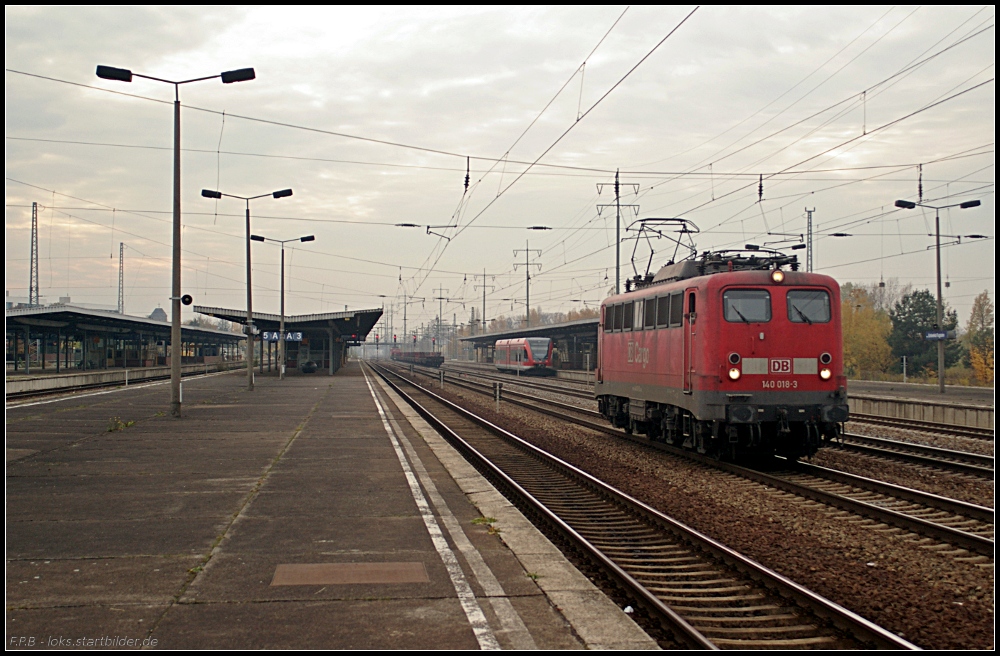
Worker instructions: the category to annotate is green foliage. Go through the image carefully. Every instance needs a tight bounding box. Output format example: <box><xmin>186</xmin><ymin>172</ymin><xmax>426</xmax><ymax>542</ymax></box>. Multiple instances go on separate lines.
<box><xmin>965</xmin><ymin>291</ymin><xmax>995</xmax><ymax>384</ymax></box>
<box><xmin>888</xmin><ymin>289</ymin><xmax>961</xmax><ymax>374</ymax></box>
<box><xmin>842</xmin><ymin>286</ymin><xmax>893</xmax><ymax>376</ymax></box>
<box><xmin>472</xmin><ymin>516</ymin><xmax>500</xmax><ymax>534</ymax></box>
<box><xmin>107</xmin><ymin>416</ymin><xmax>135</xmax><ymax>432</ymax></box>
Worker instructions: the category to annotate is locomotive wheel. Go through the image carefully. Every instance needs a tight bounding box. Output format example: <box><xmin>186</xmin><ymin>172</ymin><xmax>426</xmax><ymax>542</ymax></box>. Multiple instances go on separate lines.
<box><xmin>647</xmin><ymin>421</ymin><xmax>663</xmax><ymax>443</ymax></box>
<box><xmin>624</xmin><ymin>419</ymin><xmax>634</xmax><ymax>435</ymax></box>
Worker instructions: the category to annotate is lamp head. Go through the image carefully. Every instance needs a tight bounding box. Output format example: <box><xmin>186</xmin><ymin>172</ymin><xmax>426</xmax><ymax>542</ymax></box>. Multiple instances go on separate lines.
<box><xmin>201</xmin><ymin>189</ymin><xmax>222</xmax><ymax>199</ymax></box>
<box><xmin>96</xmin><ymin>65</ymin><xmax>132</xmax><ymax>82</ymax></box>
<box><xmin>250</xmin><ymin>235</ymin><xmax>265</xmax><ymax>242</ymax></box>
<box><xmin>959</xmin><ymin>200</ymin><xmax>981</xmax><ymax>209</ymax></box>
<box><xmin>272</xmin><ymin>189</ymin><xmax>293</xmax><ymax>199</ymax></box>
<box><xmin>220</xmin><ymin>68</ymin><xmax>256</xmax><ymax>84</ymax></box>
<box><xmin>894</xmin><ymin>200</ymin><xmax>916</xmax><ymax>209</ymax></box>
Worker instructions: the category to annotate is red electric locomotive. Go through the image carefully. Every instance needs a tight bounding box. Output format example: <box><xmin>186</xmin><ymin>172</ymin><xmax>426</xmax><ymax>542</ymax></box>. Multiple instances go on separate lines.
<box><xmin>494</xmin><ymin>337</ymin><xmax>556</xmax><ymax>376</ymax></box>
<box><xmin>596</xmin><ymin>249</ymin><xmax>848</xmax><ymax>460</ymax></box>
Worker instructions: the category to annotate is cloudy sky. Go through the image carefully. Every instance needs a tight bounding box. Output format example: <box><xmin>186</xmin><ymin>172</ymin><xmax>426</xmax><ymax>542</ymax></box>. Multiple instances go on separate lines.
<box><xmin>5</xmin><ymin>6</ymin><xmax>995</xmax><ymax>334</ymax></box>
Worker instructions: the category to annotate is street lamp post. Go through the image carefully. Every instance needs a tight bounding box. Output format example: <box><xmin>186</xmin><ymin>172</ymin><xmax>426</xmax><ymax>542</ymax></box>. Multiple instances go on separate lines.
<box><xmin>97</xmin><ymin>64</ymin><xmax>255</xmax><ymax>417</ymax></box>
<box><xmin>250</xmin><ymin>234</ymin><xmax>315</xmax><ymax>379</ymax></box>
<box><xmin>894</xmin><ymin>198</ymin><xmax>982</xmax><ymax>393</ymax></box>
<box><xmin>202</xmin><ymin>188</ymin><xmax>293</xmax><ymax>390</ymax></box>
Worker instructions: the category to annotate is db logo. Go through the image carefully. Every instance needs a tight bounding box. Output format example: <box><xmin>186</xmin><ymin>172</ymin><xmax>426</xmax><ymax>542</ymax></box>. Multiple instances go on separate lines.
<box><xmin>770</xmin><ymin>358</ymin><xmax>791</xmax><ymax>374</ymax></box>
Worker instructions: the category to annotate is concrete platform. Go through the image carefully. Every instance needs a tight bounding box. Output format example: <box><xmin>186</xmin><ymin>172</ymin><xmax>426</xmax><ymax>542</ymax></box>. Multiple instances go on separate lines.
<box><xmin>6</xmin><ymin>361</ymin><xmax>656</xmax><ymax>649</ymax></box>
<box><xmin>847</xmin><ymin>379</ymin><xmax>994</xmax><ymax>406</ymax></box>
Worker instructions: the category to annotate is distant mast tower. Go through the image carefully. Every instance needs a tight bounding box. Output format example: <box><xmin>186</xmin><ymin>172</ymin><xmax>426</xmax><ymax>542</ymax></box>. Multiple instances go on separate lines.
<box><xmin>118</xmin><ymin>242</ymin><xmax>125</xmax><ymax>314</ymax></box>
<box><xmin>29</xmin><ymin>201</ymin><xmax>40</xmax><ymax>306</ymax></box>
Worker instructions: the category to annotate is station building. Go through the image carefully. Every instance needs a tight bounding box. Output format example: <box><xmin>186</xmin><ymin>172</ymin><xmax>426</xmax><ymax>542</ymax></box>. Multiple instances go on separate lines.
<box><xmin>5</xmin><ymin>304</ymin><xmax>243</xmax><ymax>375</ymax></box>
<box><xmin>194</xmin><ymin>305</ymin><xmax>383</xmax><ymax>375</ymax></box>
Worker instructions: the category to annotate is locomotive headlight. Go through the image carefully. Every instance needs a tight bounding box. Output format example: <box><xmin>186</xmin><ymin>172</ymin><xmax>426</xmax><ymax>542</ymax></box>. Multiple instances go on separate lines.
<box><xmin>819</xmin><ymin>367</ymin><xmax>832</xmax><ymax>380</ymax></box>
<box><xmin>770</xmin><ymin>269</ymin><xmax>785</xmax><ymax>283</ymax></box>
<box><xmin>728</xmin><ymin>367</ymin><xmax>741</xmax><ymax>381</ymax></box>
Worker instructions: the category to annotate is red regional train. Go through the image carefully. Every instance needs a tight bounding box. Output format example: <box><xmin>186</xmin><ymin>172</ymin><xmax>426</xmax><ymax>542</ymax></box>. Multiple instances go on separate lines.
<box><xmin>494</xmin><ymin>338</ymin><xmax>556</xmax><ymax>376</ymax></box>
<box><xmin>596</xmin><ymin>250</ymin><xmax>848</xmax><ymax>460</ymax></box>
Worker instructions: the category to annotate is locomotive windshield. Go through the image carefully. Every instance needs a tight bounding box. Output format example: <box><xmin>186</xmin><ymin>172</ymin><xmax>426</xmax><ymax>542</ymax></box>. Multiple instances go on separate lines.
<box><xmin>527</xmin><ymin>338</ymin><xmax>550</xmax><ymax>359</ymax></box>
<box><xmin>787</xmin><ymin>290</ymin><xmax>831</xmax><ymax>323</ymax></box>
<box><xmin>723</xmin><ymin>290</ymin><xmax>771</xmax><ymax>323</ymax></box>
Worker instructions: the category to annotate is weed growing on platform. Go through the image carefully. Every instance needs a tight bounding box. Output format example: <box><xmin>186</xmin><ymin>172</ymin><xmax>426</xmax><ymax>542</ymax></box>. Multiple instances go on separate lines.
<box><xmin>526</xmin><ymin>572</ymin><xmax>540</xmax><ymax>581</ymax></box>
<box><xmin>107</xmin><ymin>417</ymin><xmax>135</xmax><ymax>432</ymax></box>
<box><xmin>472</xmin><ymin>516</ymin><xmax>500</xmax><ymax>534</ymax></box>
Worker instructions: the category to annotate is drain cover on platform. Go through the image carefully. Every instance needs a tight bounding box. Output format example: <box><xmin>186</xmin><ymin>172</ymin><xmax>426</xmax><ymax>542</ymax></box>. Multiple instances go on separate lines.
<box><xmin>271</xmin><ymin>562</ymin><xmax>430</xmax><ymax>586</ymax></box>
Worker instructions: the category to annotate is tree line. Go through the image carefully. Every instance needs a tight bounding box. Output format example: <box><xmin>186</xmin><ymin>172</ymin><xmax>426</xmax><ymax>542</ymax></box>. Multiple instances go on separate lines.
<box><xmin>841</xmin><ymin>281</ymin><xmax>993</xmax><ymax>386</ymax></box>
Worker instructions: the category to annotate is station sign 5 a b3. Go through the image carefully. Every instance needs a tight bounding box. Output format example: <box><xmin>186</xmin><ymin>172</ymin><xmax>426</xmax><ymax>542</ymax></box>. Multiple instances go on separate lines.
<box><xmin>262</xmin><ymin>331</ymin><xmax>303</xmax><ymax>342</ymax></box>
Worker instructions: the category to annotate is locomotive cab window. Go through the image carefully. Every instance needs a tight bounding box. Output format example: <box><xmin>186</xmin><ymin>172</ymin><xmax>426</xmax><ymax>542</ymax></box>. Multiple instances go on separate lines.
<box><xmin>527</xmin><ymin>338</ymin><xmax>550</xmax><ymax>360</ymax></box>
<box><xmin>605</xmin><ymin>305</ymin><xmax>616</xmax><ymax>332</ymax></box>
<box><xmin>723</xmin><ymin>289</ymin><xmax>771</xmax><ymax>323</ymax></box>
<box><xmin>787</xmin><ymin>290</ymin><xmax>831</xmax><ymax>324</ymax></box>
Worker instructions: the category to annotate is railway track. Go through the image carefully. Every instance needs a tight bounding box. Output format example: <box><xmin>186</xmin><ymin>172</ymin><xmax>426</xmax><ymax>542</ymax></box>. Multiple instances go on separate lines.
<box><xmin>443</xmin><ymin>361</ymin><xmax>594</xmax><ymax>398</ymax></box>
<box><xmin>445</xmin><ymin>362</ymin><xmax>994</xmax><ymax>440</ymax></box>
<box><xmin>836</xmin><ymin>432</ymin><xmax>994</xmax><ymax>477</ymax></box>
<box><xmin>369</xmin><ymin>362</ymin><xmax>916</xmax><ymax>650</ymax></box>
<box><xmin>385</xmin><ymin>361</ymin><xmax>994</xmax><ymax>558</ymax></box>
<box><xmin>848</xmin><ymin>412</ymin><xmax>993</xmax><ymax>440</ymax></box>
<box><xmin>5</xmin><ymin>366</ymin><xmax>237</xmax><ymax>404</ymax></box>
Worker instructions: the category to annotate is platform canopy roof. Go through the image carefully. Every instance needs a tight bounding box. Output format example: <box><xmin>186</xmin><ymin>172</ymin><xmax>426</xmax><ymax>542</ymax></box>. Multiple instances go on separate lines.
<box><xmin>194</xmin><ymin>306</ymin><xmax>383</xmax><ymax>345</ymax></box>
<box><xmin>461</xmin><ymin>317</ymin><xmax>599</xmax><ymax>348</ymax></box>
<box><xmin>5</xmin><ymin>304</ymin><xmax>242</xmax><ymax>343</ymax></box>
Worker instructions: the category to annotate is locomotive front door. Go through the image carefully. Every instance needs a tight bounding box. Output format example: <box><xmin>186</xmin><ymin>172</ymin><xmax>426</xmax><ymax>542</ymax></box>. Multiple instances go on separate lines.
<box><xmin>683</xmin><ymin>289</ymin><xmax>697</xmax><ymax>394</ymax></box>
<box><xmin>596</xmin><ymin>306</ymin><xmax>604</xmax><ymax>382</ymax></box>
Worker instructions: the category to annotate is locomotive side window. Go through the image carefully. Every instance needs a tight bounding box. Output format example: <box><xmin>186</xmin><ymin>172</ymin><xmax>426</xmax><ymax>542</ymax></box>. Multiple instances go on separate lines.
<box><xmin>614</xmin><ymin>304</ymin><xmax>624</xmax><ymax>331</ymax></box>
<box><xmin>633</xmin><ymin>300</ymin><xmax>645</xmax><ymax>330</ymax></box>
<box><xmin>656</xmin><ymin>295</ymin><xmax>669</xmax><ymax>327</ymax></box>
<box><xmin>787</xmin><ymin>290</ymin><xmax>831</xmax><ymax>323</ymax></box>
<box><xmin>605</xmin><ymin>305</ymin><xmax>615</xmax><ymax>332</ymax></box>
<box><xmin>669</xmin><ymin>293</ymin><xmax>684</xmax><ymax>327</ymax></box>
<box><xmin>623</xmin><ymin>302</ymin><xmax>634</xmax><ymax>330</ymax></box>
<box><xmin>644</xmin><ymin>297</ymin><xmax>657</xmax><ymax>329</ymax></box>
<box><xmin>723</xmin><ymin>289</ymin><xmax>771</xmax><ymax>323</ymax></box>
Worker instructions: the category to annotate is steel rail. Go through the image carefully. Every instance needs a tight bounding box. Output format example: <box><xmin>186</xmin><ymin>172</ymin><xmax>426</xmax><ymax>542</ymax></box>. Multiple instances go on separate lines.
<box><xmin>837</xmin><ymin>433</ymin><xmax>994</xmax><ymax>476</ymax></box>
<box><xmin>368</xmin><ymin>363</ymin><xmax>716</xmax><ymax>649</ymax></box>
<box><xmin>370</xmin><ymin>361</ymin><xmax>918</xmax><ymax>650</ymax></box>
<box><xmin>443</xmin><ymin>362</ymin><xmax>594</xmax><ymax>397</ymax></box>
<box><xmin>849</xmin><ymin>412</ymin><xmax>993</xmax><ymax>440</ymax></box>
<box><xmin>5</xmin><ymin>365</ymin><xmax>238</xmax><ymax>403</ymax></box>
<box><xmin>387</xmin><ymin>361</ymin><xmax>994</xmax><ymax>557</ymax></box>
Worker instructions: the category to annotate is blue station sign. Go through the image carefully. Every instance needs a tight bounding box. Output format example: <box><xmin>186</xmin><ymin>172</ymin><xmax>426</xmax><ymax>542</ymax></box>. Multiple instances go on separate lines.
<box><xmin>262</xmin><ymin>331</ymin><xmax>303</xmax><ymax>342</ymax></box>
<box><xmin>924</xmin><ymin>330</ymin><xmax>953</xmax><ymax>341</ymax></box>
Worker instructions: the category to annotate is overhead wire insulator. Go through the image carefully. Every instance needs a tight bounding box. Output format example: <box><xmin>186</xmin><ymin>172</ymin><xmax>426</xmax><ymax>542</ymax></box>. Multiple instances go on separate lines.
<box><xmin>918</xmin><ymin>163</ymin><xmax>923</xmax><ymax>203</ymax></box>
<box><xmin>464</xmin><ymin>156</ymin><xmax>470</xmax><ymax>193</ymax></box>
<box><xmin>758</xmin><ymin>174</ymin><xmax>764</xmax><ymax>202</ymax></box>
